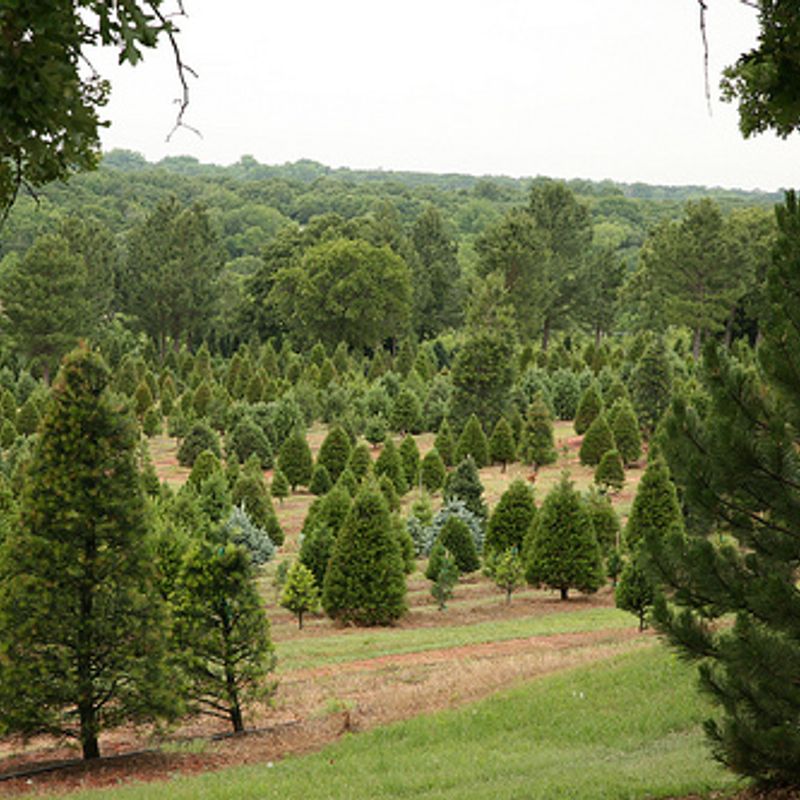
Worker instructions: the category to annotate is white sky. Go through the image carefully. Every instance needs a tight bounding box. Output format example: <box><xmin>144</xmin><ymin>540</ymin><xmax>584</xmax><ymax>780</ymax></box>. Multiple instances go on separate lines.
<box><xmin>91</xmin><ymin>1</ymin><xmax>799</xmax><ymax>192</ymax></box>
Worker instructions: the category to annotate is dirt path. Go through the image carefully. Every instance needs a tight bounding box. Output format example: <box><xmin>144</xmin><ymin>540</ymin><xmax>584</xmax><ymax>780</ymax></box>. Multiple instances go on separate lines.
<box><xmin>0</xmin><ymin>626</ymin><xmax>649</xmax><ymax>796</ymax></box>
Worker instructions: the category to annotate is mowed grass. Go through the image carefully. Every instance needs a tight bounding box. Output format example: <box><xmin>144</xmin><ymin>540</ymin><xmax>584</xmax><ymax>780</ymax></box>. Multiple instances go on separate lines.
<box><xmin>52</xmin><ymin>646</ymin><xmax>739</xmax><ymax>800</ymax></box>
<box><xmin>275</xmin><ymin>606</ymin><xmax>633</xmax><ymax>672</ymax></box>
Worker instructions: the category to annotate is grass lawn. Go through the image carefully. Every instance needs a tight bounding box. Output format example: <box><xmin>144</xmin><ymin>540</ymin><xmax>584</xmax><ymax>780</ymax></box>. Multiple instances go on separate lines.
<box><xmin>49</xmin><ymin>645</ymin><xmax>739</xmax><ymax>800</ymax></box>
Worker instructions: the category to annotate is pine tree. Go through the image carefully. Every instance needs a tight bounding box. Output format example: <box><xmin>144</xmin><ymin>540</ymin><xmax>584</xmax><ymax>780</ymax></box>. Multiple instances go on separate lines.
<box><xmin>390</xmin><ymin>387</ymin><xmax>422</xmax><ymax>434</ymax></box>
<box><xmin>584</xmin><ymin>487</ymin><xmax>621</xmax><ymax>555</ymax></box>
<box><xmin>398</xmin><ymin>434</ymin><xmax>421</xmax><ymax>488</ymax></box>
<box><xmin>637</xmin><ymin>197</ymin><xmax>800</xmax><ymax>784</ymax></box>
<box><xmin>271</xmin><ymin>468</ymin><xmax>290</xmax><ymax>503</ymax></box>
<box><xmin>277</xmin><ymin>430</ymin><xmax>313</xmax><ymax>491</ymax></box>
<box><xmin>0</xmin><ymin>347</ymin><xmax>177</xmax><ymax>759</ymax></box>
<box><xmin>578</xmin><ymin>412</ymin><xmax>615</xmax><ymax>466</ymax></box>
<box><xmin>347</xmin><ymin>442</ymin><xmax>373</xmax><ymax>481</ymax></box>
<box><xmin>173</xmin><ymin>540</ymin><xmax>275</xmax><ymax>732</ymax></box>
<box><xmin>574</xmin><ymin>382</ymin><xmax>603</xmax><ymax>435</ymax></box>
<box><xmin>420</xmin><ymin>448</ymin><xmax>446</xmax><ymax>494</ymax></box>
<box><xmin>435</xmin><ymin>515</ymin><xmax>480</xmax><ymax>574</ymax></box>
<box><xmin>429</xmin><ymin>548</ymin><xmax>459</xmax><ymax>611</ymax></box>
<box><xmin>484</xmin><ymin>548</ymin><xmax>525</xmax><ymax>604</ymax></box>
<box><xmin>374</xmin><ymin>438</ymin><xmax>408</xmax><ymax>495</ymax></box>
<box><xmin>322</xmin><ymin>485</ymin><xmax>407</xmax><ymax>625</ymax></box>
<box><xmin>309</xmin><ymin>463</ymin><xmax>332</xmax><ymax>496</ymax></box>
<box><xmin>615</xmin><ymin>552</ymin><xmax>654</xmax><ymax>632</ymax></box>
<box><xmin>523</xmin><ymin>474</ymin><xmax>604</xmax><ymax>600</ymax></box>
<box><xmin>485</xmin><ymin>479</ymin><xmax>537</xmax><ymax>556</ymax></box>
<box><xmin>623</xmin><ymin>457</ymin><xmax>682</xmax><ymax>551</ymax></box>
<box><xmin>187</xmin><ymin>448</ymin><xmax>223</xmax><ymax>489</ymax></box>
<box><xmin>280</xmin><ymin>561</ymin><xmax>321</xmax><ymax>629</ymax></box>
<box><xmin>444</xmin><ymin>456</ymin><xmax>487</xmax><ymax>522</ymax></box>
<box><xmin>316</xmin><ymin>425</ymin><xmax>352</xmax><ymax>482</ymax></box>
<box><xmin>609</xmin><ymin>399</ymin><xmax>642</xmax><ymax>466</ymax></box>
<box><xmin>455</xmin><ymin>413</ymin><xmax>490</xmax><ymax>468</ymax></box>
<box><xmin>518</xmin><ymin>394</ymin><xmax>557</xmax><ymax>468</ymax></box>
<box><xmin>434</xmin><ymin>418</ymin><xmax>456</xmax><ymax>467</ymax></box>
<box><xmin>594</xmin><ymin>448</ymin><xmax>625</xmax><ymax>493</ymax></box>
<box><xmin>228</xmin><ymin>416</ymin><xmax>273</xmax><ymax>469</ymax></box>
<box><xmin>630</xmin><ymin>336</ymin><xmax>673</xmax><ymax>436</ymax></box>
<box><xmin>177</xmin><ymin>421</ymin><xmax>221</xmax><ymax>467</ymax></box>
<box><xmin>489</xmin><ymin>416</ymin><xmax>516</xmax><ymax>472</ymax></box>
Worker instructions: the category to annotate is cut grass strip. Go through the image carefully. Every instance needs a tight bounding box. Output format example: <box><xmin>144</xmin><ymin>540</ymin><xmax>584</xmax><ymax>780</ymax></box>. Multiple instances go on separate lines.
<box><xmin>52</xmin><ymin>646</ymin><xmax>739</xmax><ymax>800</ymax></box>
<box><xmin>276</xmin><ymin>607</ymin><xmax>633</xmax><ymax>672</ymax></box>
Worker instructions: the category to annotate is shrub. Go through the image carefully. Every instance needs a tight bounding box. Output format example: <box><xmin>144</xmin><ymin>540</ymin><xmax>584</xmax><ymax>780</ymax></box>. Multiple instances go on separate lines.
<box><xmin>280</xmin><ymin>561</ymin><xmax>320</xmax><ymax>629</ymax></box>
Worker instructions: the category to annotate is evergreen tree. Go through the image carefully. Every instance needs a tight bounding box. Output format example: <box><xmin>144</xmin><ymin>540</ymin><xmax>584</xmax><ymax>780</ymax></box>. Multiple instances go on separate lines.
<box><xmin>335</xmin><ymin>466</ymin><xmax>359</xmax><ymax>497</ymax></box>
<box><xmin>615</xmin><ymin>552</ymin><xmax>655</xmax><ymax>632</ymax></box>
<box><xmin>133</xmin><ymin>379</ymin><xmax>154</xmax><ymax>418</ymax></box>
<box><xmin>594</xmin><ymin>448</ymin><xmax>625</xmax><ymax>493</ymax></box>
<box><xmin>231</xmin><ymin>472</ymin><xmax>283</xmax><ymax>546</ymax></box>
<box><xmin>484</xmin><ymin>548</ymin><xmax>525</xmax><ymax>604</ymax></box>
<box><xmin>322</xmin><ymin>486</ymin><xmax>407</xmax><ymax>625</ymax></box>
<box><xmin>630</xmin><ymin>336</ymin><xmax>673</xmax><ymax>436</ymax></box>
<box><xmin>316</xmin><ymin>425</ymin><xmax>352</xmax><ymax>482</ymax></box>
<box><xmin>623</xmin><ymin>457</ymin><xmax>682</xmax><ymax>551</ymax></box>
<box><xmin>220</xmin><ymin>506</ymin><xmax>276</xmax><ymax>566</ymax></box>
<box><xmin>485</xmin><ymin>479</ymin><xmax>537</xmax><ymax>556</ymax></box>
<box><xmin>280</xmin><ymin>561</ymin><xmax>321</xmax><ymax>630</ymax></box>
<box><xmin>228</xmin><ymin>416</ymin><xmax>272</xmax><ymax>468</ymax></box>
<box><xmin>455</xmin><ymin>413</ymin><xmax>490</xmax><ymax>468</ymax></box>
<box><xmin>434</xmin><ymin>418</ymin><xmax>456</xmax><ymax>467</ymax></box>
<box><xmin>489</xmin><ymin>416</ymin><xmax>517</xmax><ymax>472</ymax></box>
<box><xmin>277</xmin><ymin>430</ymin><xmax>313</xmax><ymax>491</ymax></box>
<box><xmin>177</xmin><ymin>421</ymin><xmax>221</xmax><ymax>468</ymax></box>
<box><xmin>609</xmin><ymin>399</ymin><xmax>642</xmax><ymax>466</ymax></box>
<box><xmin>173</xmin><ymin>540</ymin><xmax>275</xmax><ymax>733</ymax></box>
<box><xmin>309</xmin><ymin>463</ymin><xmax>332</xmax><ymax>496</ymax></box>
<box><xmin>435</xmin><ymin>515</ymin><xmax>480</xmax><ymax>574</ymax></box>
<box><xmin>0</xmin><ymin>347</ymin><xmax>176</xmax><ymax>759</ymax></box>
<box><xmin>428</xmin><ymin>547</ymin><xmax>459</xmax><ymax>611</ymax></box>
<box><xmin>378</xmin><ymin>473</ymin><xmax>400</xmax><ymax>511</ymax></box>
<box><xmin>444</xmin><ymin>456</ymin><xmax>487</xmax><ymax>522</ymax></box>
<box><xmin>364</xmin><ymin>414</ymin><xmax>388</xmax><ymax>448</ymax></box>
<box><xmin>420</xmin><ymin>448</ymin><xmax>446</xmax><ymax>494</ymax></box>
<box><xmin>398</xmin><ymin>434</ymin><xmax>421</xmax><ymax>488</ymax></box>
<box><xmin>187</xmin><ymin>449</ymin><xmax>223</xmax><ymax>489</ymax></box>
<box><xmin>578</xmin><ymin>412</ymin><xmax>615</xmax><ymax>466</ymax></box>
<box><xmin>574</xmin><ymin>382</ymin><xmax>603</xmax><ymax>435</ymax></box>
<box><xmin>374</xmin><ymin>438</ymin><xmax>408</xmax><ymax>495</ymax></box>
<box><xmin>518</xmin><ymin>394</ymin><xmax>557</xmax><ymax>468</ymax></box>
<box><xmin>271</xmin><ymin>468</ymin><xmax>290</xmax><ymax>503</ymax></box>
<box><xmin>638</xmin><ymin>193</ymin><xmax>800</xmax><ymax>783</ymax></box>
<box><xmin>347</xmin><ymin>442</ymin><xmax>373</xmax><ymax>481</ymax></box>
<box><xmin>523</xmin><ymin>474</ymin><xmax>604</xmax><ymax>600</ymax></box>
<box><xmin>584</xmin><ymin>487</ymin><xmax>621</xmax><ymax>555</ymax></box>
<box><xmin>390</xmin><ymin>387</ymin><xmax>422</xmax><ymax>434</ymax></box>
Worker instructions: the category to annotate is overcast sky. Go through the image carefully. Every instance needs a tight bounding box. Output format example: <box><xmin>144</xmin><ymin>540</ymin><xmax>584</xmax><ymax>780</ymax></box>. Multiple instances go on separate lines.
<box><xmin>91</xmin><ymin>1</ymin><xmax>799</xmax><ymax>192</ymax></box>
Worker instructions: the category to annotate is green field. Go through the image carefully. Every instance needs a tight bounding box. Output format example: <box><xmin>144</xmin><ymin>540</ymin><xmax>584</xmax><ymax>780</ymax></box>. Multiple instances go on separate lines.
<box><xmin>43</xmin><ymin>646</ymin><xmax>740</xmax><ymax>800</ymax></box>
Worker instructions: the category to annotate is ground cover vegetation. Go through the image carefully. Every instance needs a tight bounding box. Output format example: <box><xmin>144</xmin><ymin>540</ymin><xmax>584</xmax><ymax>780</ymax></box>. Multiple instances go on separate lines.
<box><xmin>0</xmin><ymin>144</ymin><xmax>796</xmax><ymax>795</ymax></box>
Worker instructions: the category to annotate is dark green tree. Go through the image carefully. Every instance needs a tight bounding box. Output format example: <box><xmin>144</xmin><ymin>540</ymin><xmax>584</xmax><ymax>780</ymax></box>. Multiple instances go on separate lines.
<box><xmin>0</xmin><ymin>234</ymin><xmax>89</xmax><ymax>383</ymax></box>
<box><xmin>420</xmin><ymin>448</ymin><xmax>447</xmax><ymax>494</ymax></box>
<box><xmin>614</xmin><ymin>552</ymin><xmax>654</xmax><ymax>632</ymax></box>
<box><xmin>579</xmin><ymin>413</ymin><xmax>616</xmax><ymax>467</ymax></box>
<box><xmin>609</xmin><ymin>399</ymin><xmax>642</xmax><ymax>466</ymax></box>
<box><xmin>489</xmin><ymin>416</ymin><xmax>517</xmax><ymax>472</ymax></box>
<box><xmin>228</xmin><ymin>416</ymin><xmax>272</xmax><ymax>469</ymax></box>
<box><xmin>277</xmin><ymin>430</ymin><xmax>313</xmax><ymax>491</ymax></box>
<box><xmin>398</xmin><ymin>434</ymin><xmax>421</xmax><ymax>488</ymax></box>
<box><xmin>316</xmin><ymin>425</ymin><xmax>352</xmax><ymax>483</ymax></box>
<box><xmin>594</xmin><ymin>449</ymin><xmax>625</xmax><ymax>494</ymax></box>
<box><xmin>523</xmin><ymin>474</ymin><xmax>604</xmax><ymax>600</ymax></box>
<box><xmin>322</xmin><ymin>485</ymin><xmax>407</xmax><ymax>625</ymax></box>
<box><xmin>584</xmin><ymin>487</ymin><xmax>621</xmax><ymax>555</ymax></box>
<box><xmin>518</xmin><ymin>394</ymin><xmax>557</xmax><ymax>468</ymax></box>
<box><xmin>390</xmin><ymin>388</ymin><xmax>422</xmax><ymax>434</ymax></box>
<box><xmin>434</xmin><ymin>418</ymin><xmax>456</xmax><ymax>467</ymax></box>
<box><xmin>270</xmin><ymin>468</ymin><xmax>290</xmax><ymax>503</ymax></box>
<box><xmin>435</xmin><ymin>515</ymin><xmax>480</xmax><ymax>574</ymax></box>
<box><xmin>455</xmin><ymin>413</ymin><xmax>490</xmax><ymax>468</ymax></box>
<box><xmin>374</xmin><ymin>438</ymin><xmax>408</xmax><ymax>496</ymax></box>
<box><xmin>0</xmin><ymin>347</ymin><xmax>176</xmax><ymax>759</ymax></box>
<box><xmin>444</xmin><ymin>456</ymin><xmax>487</xmax><ymax>523</ymax></box>
<box><xmin>347</xmin><ymin>442</ymin><xmax>373</xmax><ymax>481</ymax></box>
<box><xmin>177</xmin><ymin>421</ymin><xmax>221</xmax><ymax>468</ymax></box>
<box><xmin>623</xmin><ymin>457</ymin><xmax>682</xmax><ymax>552</ymax></box>
<box><xmin>173</xmin><ymin>540</ymin><xmax>275</xmax><ymax>733</ymax></box>
<box><xmin>630</xmin><ymin>336</ymin><xmax>673</xmax><ymax>436</ymax></box>
<box><xmin>485</xmin><ymin>479</ymin><xmax>537</xmax><ymax>557</ymax></box>
<box><xmin>574</xmin><ymin>382</ymin><xmax>603</xmax><ymax>435</ymax></box>
<box><xmin>309</xmin><ymin>463</ymin><xmax>332</xmax><ymax>496</ymax></box>
<box><xmin>428</xmin><ymin>546</ymin><xmax>459</xmax><ymax>611</ymax></box>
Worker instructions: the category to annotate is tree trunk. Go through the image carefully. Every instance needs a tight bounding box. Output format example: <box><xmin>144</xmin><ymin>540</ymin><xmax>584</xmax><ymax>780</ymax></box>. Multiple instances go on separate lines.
<box><xmin>79</xmin><ymin>701</ymin><xmax>100</xmax><ymax>759</ymax></box>
<box><xmin>298</xmin><ymin>610</ymin><xmax>304</xmax><ymax>630</ymax></box>
<box><xmin>506</xmin><ymin>587</ymin><xmax>512</xmax><ymax>605</ymax></box>
<box><xmin>541</xmin><ymin>319</ymin><xmax>551</xmax><ymax>353</ymax></box>
<box><xmin>560</xmin><ymin>586</ymin><xmax>569</xmax><ymax>601</ymax></box>
<box><xmin>229</xmin><ymin>701</ymin><xmax>244</xmax><ymax>734</ymax></box>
